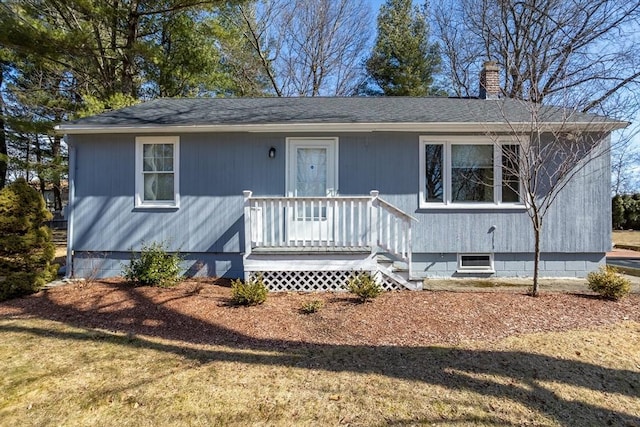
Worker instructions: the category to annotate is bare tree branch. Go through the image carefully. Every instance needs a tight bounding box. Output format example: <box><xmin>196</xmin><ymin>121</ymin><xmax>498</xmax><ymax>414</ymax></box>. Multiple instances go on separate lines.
<box><xmin>488</xmin><ymin>99</ymin><xmax>628</xmax><ymax>295</ymax></box>
<box><xmin>236</xmin><ymin>0</ymin><xmax>372</xmax><ymax>97</ymax></box>
<box><xmin>434</xmin><ymin>0</ymin><xmax>640</xmax><ymax>118</ymax></box>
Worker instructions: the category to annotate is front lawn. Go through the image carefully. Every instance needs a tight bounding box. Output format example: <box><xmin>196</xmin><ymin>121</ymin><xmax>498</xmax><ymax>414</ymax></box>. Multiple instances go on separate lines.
<box><xmin>613</xmin><ymin>230</ymin><xmax>640</xmax><ymax>249</ymax></box>
<box><xmin>1</xmin><ymin>318</ymin><xmax>638</xmax><ymax>426</ymax></box>
<box><xmin>1</xmin><ymin>280</ymin><xmax>638</xmax><ymax>426</ymax></box>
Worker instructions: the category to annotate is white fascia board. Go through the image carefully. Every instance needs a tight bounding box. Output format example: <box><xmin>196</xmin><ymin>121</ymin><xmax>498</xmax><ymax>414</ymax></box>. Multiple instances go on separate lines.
<box><xmin>54</xmin><ymin>120</ymin><xmax>628</xmax><ymax>135</ymax></box>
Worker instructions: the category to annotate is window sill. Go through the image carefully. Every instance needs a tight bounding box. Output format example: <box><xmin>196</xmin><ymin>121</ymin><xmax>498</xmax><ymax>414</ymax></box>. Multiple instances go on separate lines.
<box><xmin>418</xmin><ymin>203</ymin><xmax>527</xmax><ymax>211</ymax></box>
<box><xmin>456</xmin><ymin>269</ymin><xmax>496</xmax><ymax>274</ymax></box>
<box><xmin>133</xmin><ymin>204</ymin><xmax>179</xmax><ymax>211</ymax></box>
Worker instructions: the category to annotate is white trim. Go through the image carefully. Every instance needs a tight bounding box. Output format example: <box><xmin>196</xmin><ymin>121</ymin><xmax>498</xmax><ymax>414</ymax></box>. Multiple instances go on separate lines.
<box><xmin>418</xmin><ymin>204</ymin><xmax>527</xmax><ymax>211</ymax></box>
<box><xmin>419</xmin><ymin>135</ymin><xmax>525</xmax><ymax>209</ymax></box>
<box><xmin>135</xmin><ymin>136</ymin><xmax>180</xmax><ymax>208</ymax></box>
<box><xmin>65</xmin><ymin>144</ymin><xmax>76</xmax><ymax>278</ymax></box>
<box><xmin>54</xmin><ymin>121</ymin><xmax>628</xmax><ymax>135</ymax></box>
<box><xmin>244</xmin><ymin>253</ymin><xmax>376</xmax><ymax>271</ymax></box>
<box><xmin>457</xmin><ymin>253</ymin><xmax>495</xmax><ymax>273</ymax></box>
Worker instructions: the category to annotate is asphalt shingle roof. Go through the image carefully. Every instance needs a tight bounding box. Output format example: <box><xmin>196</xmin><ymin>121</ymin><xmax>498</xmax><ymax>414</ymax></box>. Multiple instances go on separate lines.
<box><xmin>65</xmin><ymin>97</ymin><xmax>617</xmax><ymax>127</ymax></box>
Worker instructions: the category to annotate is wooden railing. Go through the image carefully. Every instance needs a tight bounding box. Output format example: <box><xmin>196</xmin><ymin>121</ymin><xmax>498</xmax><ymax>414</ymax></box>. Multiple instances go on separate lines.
<box><xmin>243</xmin><ymin>191</ymin><xmax>371</xmax><ymax>250</ymax></box>
<box><xmin>243</xmin><ymin>190</ymin><xmax>415</xmax><ymax>265</ymax></box>
<box><xmin>372</xmin><ymin>192</ymin><xmax>415</xmax><ymax>264</ymax></box>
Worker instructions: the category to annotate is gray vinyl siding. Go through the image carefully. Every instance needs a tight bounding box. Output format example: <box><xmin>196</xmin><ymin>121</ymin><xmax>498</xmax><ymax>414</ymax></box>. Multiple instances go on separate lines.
<box><xmin>68</xmin><ymin>131</ymin><xmax>610</xmax><ymax>278</ymax></box>
<box><xmin>72</xmin><ymin>251</ymin><xmax>244</xmax><ymax>279</ymax></box>
<box><xmin>69</xmin><ymin>133</ymin><xmax>287</xmax><ymax>253</ymax></box>
<box><xmin>337</xmin><ymin>132</ymin><xmax>611</xmax><ymax>254</ymax></box>
<box><xmin>413</xmin><ymin>252</ymin><xmax>605</xmax><ymax>279</ymax></box>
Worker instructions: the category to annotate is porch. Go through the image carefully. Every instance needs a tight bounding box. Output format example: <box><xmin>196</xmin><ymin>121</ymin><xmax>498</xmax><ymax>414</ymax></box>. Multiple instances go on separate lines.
<box><xmin>242</xmin><ymin>190</ymin><xmax>420</xmax><ymax>291</ymax></box>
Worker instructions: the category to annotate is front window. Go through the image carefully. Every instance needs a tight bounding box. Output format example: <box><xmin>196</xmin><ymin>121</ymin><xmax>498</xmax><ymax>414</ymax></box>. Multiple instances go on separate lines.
<box><xmin>135</xmin><ymin>136</ymin><xmax>180</xmax><ymax>208</ymax></box>
<box><xmin>424</xmin><ymin>144</ymin><xmax>444</xmax><ymax>202</ymax></box>
<box><xmin>501</xmin><ymin>144</ymin><xmax>520</xmax><ymax>203</ymax></box>
<box><xmin>451</xmin><ymin>144</ymin><xmax>494</xmax><ymax>202</ymax></box>
<box><xmin>420</xmin><ymin>137</ymin><xmax>521</xmax><ymax>207</ymax></box>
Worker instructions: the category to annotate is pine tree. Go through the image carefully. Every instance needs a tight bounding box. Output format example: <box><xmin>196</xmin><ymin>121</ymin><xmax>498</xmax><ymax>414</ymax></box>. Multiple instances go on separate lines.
<box><xmin>365</xmin><ymin>0</ymin><xmax>442</xmax><ymax>96</ymax></box>
<box><xmin>0</xmin><ymin>178</ymin><xmax>57</xmax><ymax>300</ymax></box>
<box><xmin>612</xmin><ymin>194</ymin><xmax>625</xmax><ymax>230</ymax></box>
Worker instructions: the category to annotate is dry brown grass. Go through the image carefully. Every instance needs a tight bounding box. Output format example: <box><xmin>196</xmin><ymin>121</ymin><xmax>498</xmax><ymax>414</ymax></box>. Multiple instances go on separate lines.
<box><xmin>1</xmin><ymin>317</ymin><xmax>638</xmax><ymax>426</ymax></box>
<box><xmin>613</xmin><ymin>230</ymin><xmax>640</xmax><ymax>248</ymax></box>
<box><xmin>51</xmin><ymin>229</ymin><xmax>67</xmax><ymax>268</ymax></box>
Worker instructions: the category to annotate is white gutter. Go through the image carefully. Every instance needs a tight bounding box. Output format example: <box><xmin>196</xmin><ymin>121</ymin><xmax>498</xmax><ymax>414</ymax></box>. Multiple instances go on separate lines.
<box><xmin>65</xmin><ymin>142</ymin><xmax>75</xmax><ymax>278</ymax></box>
<box><xmin>54</xmin><ymin>121</ymin><xmax>629</xmax><ymax>135</ymax></box>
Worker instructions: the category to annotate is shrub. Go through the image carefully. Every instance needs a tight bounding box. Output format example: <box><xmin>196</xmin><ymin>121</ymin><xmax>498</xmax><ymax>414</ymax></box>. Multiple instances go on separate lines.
<box><xmin>612</xmin><ymin>194</ymin><xmax>625</xmax><ymax>230</ymax></box>
<box><xmin>0</xmin><ymin>179</ymin><xmax>58</xmax><ymax>301</ymax></box>
<box><xmin>346</xmin><ymin>272</ymin><xmax>383</xmax><ymax>302</ymax></box>
<box><xmin>230</xmin><ymin>275</ymin><xmax>268</xmax><ymax>306</ymax></box>
<box><xmin>587</xmin><ymin>266</ymin><xmax>631</xmax><ymax>300</ymax></box>
<box><xmin>300</xmin><ymin>299</ymin><xmax>324</xmax><ymax>314</ymax></box>
<box><xmin>122</xmin><ymin>242</ymin><xmax>182</xmax><ymax>287</ymax></box>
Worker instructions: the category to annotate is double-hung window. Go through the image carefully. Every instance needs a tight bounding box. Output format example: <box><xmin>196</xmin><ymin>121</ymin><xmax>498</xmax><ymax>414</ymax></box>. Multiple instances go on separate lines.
<box><xmin>135</xmin><ymin>136</ymin><xmax>180</xmax><ymax>208</ymax></box>
<box><xmin>419</xmin><ymin>136</ymin><xmax>521</xmax><ymax>208</ymax></box>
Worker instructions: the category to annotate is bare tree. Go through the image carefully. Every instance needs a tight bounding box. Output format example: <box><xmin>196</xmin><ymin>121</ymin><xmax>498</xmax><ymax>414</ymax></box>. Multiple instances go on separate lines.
<box><xmin>433</xmin><ymin>0</ymin><xmax>640</xmax><ymax>295</ymax></box>
<box><xmin>611</xmin><ymin>139</ymin><xmax>640</xmax><ymax>195</ymax></box>
<box><xmin>491</xmin><ymin>101</ymin><xmax>627</xmax><ymax>296</ymax></box>
<box><xmin>234</xmin><ymin>0</ymin><xmax>372</xmax><ymax>96</ymax></box>
<box><xmin>433</xmin><ymin>0</ymin><xmax>640</xmax><ymax>114</ymax></box>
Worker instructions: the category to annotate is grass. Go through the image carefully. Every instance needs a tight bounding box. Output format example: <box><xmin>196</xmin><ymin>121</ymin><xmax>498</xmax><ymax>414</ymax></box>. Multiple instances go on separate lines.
<box><xmin>1</xmin><ymin>318</ymin><xmax>639</xmax><ymax>426</ymax></box>
<box><xmin>51</xmin><ymin>229</ymin><xmax>67</xmax><ymax>271</ymax></box>
<box><xmin>612</xmin><ymin>230</ymin><xmax>640</xmax><ymax>250</ymax></box>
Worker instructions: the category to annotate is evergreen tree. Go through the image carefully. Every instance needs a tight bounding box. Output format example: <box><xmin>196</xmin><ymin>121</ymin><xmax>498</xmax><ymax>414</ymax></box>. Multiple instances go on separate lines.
<box><xmin>612</xmin><ymin>194</ymin><xmax>625</xmax><ymax>230</ymax></box>
<box><xmin>365</xmin><ymin>0</ymin><xmax>442</xmax><ymax>96</ymax></box>
<box><xmin>0</xmin><ymin>178</ymin><xmax>57</xmax><ymax>300</ymax></box>
<box><xmin>0</xmin><ymin>0</ymin><xmax>267</xmax><ymax>189</ymax></box>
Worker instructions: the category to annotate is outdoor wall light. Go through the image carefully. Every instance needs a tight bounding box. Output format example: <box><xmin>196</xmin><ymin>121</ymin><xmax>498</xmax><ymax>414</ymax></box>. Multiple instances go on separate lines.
<box><xmin>268</xmin><ymin>147</ymin><xmax>276</xmax><ymax>158</ymax></box>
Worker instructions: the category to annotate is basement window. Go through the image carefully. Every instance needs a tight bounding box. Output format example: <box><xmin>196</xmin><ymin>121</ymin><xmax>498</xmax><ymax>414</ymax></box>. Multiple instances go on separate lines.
<box><xmin>457</xmin><ymin>254</ymin><xmax>494</xmax><ymax>273</ymax></box>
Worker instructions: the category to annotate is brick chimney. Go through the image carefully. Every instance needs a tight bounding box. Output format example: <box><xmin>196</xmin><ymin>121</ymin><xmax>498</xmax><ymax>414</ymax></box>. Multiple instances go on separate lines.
<box><xmin>479</xmin><ymin>61</ymin><xmax>500</xmax><ymax>100</ymax></box>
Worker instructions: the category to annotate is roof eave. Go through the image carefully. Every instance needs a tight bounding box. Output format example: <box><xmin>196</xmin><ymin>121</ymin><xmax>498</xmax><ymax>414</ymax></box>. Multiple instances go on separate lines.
<box><xmin>54</xmin><ymin>121</ymin><xmax>628</xmax><ymax>135</ymax></box>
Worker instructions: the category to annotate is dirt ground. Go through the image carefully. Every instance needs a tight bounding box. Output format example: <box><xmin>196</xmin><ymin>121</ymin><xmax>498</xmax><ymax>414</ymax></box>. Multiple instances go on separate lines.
<box><xmin>1</xmin><ymin>279</ymin><xmax>638</xmax><ymax>348</ymax></box>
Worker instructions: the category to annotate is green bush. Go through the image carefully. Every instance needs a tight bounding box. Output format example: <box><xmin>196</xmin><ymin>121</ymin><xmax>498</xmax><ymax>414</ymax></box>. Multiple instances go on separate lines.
<box><xmin>122</xmin><ymin>242</ymin><xmax>182</xmax><ymax>287</ymax></box>
<box><xmin>346</xmin><ymin>272</ymin><xmax>383</xmax><ymax>302</ymax></box>
<box><xmin>0</xmin><ymin>179</ymin><xmax>58</xmax><ymax>301</ymax></box>
<box><xmin>230</xmin><ymin>275</ymin><xmax>268</xmax><ymax>306</ymax></box>
<box><xmin>300</xmin><ymin>299</ymin><xmax>324</xmax><ymax>314</ymax></box>
<box><xmin>587</xmin><ymin>266</ymin><xmax>631</xmax><ymax>300</ymax></box>
<box><xmin>612</xmin><ymin>194</ymin><xmax>625</xmax><ymax>230</ymax></box>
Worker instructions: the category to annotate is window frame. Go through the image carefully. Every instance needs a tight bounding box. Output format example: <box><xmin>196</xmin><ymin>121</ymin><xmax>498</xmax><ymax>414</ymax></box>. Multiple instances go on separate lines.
<box><xmin>135</xmin><ymin>136</ymin><xmax>180</xmax><ymax>208</ymax></box>
<box><xmin>419</xmin><ymin>136</ymin><xmax>524</xmax><ymax>209</ymax></box>
<box><xmin>457</xmin><ymin>253</ymin><xmax>495</xmax><ymax>273</ymax></box>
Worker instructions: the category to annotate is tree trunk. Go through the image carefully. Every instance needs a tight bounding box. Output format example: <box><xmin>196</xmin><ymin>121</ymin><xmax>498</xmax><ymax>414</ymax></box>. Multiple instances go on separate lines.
<box><xmin>34</xmin><ymin>135</ymin><xmax>45</xmax><ymax>199</ymax></box>
<box><xmin>532</xmin><ymin>225</ymin><xmax>541</xmax><ymax>297</ymax></box>
<box><xmin>0</xmin><ymin>64</ymin><xmax>7</xmax><ymax>188</ymax></box>
<box><xmin>122</xmin><ymin>2</ymin><xmax>141</xmax><ymax>98</ymax></box>
<box><xmin>52</xmin><ymin>134</ymin><xmax>62</xmax><ymax>211</ymax></box>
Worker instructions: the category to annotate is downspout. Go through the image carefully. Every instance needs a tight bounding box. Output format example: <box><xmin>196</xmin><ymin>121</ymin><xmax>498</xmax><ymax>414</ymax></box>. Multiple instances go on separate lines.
<box><xmin>65</xmin><ymin>140</ymin><xmax>75</xmax><ymax>278</ymax></box>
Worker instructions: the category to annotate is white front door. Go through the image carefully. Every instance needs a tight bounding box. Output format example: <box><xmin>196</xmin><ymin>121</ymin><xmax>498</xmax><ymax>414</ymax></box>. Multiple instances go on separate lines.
<box><xmin>286</xmin><ymin>138</ymin><xmax>338</xmax><ymax>243</ymax></box>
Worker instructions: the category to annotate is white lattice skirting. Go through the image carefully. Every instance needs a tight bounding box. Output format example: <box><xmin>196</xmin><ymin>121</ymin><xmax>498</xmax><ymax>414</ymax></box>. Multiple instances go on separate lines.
<box><xmin>249</xmin><ymin>270</ymin><xmax>402</xmax><ymax>292</ymax></box>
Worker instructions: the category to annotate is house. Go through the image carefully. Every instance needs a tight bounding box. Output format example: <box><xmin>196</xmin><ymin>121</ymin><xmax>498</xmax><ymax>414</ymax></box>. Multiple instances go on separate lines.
<box><xmin>55</xmin><ymin>65</ymin><xmax>627</xmax><ymax>290</ymax></box>
<box><xmin>28</xmin><ymin>179</ymin><xmax>69</xmax><ymax>209</ymax></box>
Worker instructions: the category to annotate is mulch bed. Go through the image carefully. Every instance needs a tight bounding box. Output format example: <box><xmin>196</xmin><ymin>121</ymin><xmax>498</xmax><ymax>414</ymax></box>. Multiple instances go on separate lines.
<box><xmin>0</xmin><ymin>278</ymin><xmax>638</xmax><ymax>349</ymax></box>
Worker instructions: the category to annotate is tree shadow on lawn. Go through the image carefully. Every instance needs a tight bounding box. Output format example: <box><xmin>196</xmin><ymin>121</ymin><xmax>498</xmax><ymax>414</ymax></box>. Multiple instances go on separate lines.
<box><xmin>1</xmin><ymin>282</ymin><xmax>639</xmax><ymax>426</ymax></box>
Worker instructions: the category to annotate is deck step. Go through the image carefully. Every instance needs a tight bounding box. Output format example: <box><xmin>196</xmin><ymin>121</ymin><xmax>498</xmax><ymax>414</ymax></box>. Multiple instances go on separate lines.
<box><xmin>376</xmin><ymin>255</ymin><xmax>409</xmax><ymax>271</ymax></box>
<box><xmin>376</xmin><ymin>263</ymin><xmax>422</xmax><ymax>291</ymax></box>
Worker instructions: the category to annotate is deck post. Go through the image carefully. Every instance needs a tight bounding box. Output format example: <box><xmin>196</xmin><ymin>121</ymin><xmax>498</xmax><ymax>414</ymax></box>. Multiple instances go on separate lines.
<box><xmin>408</xmin><ymin>223</ymin><xmax>413</xmax><ymax>280</ymax></box>
<box><xmin>369</xmin><ymin>190</ymin><xmax>379</xmax><ymax>256</ymax></box>
<box><xmin>243</xmin><ymin>190</ymin><xmax>253</xmax><ymax>261</ymax></box>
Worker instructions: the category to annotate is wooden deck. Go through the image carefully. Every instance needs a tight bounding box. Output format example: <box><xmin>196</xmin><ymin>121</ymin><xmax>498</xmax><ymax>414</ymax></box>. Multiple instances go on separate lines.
<box><xmin>242</xmin><ymin>191</ymin><xmax>419</xmax><ymax>290</ymax></box>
